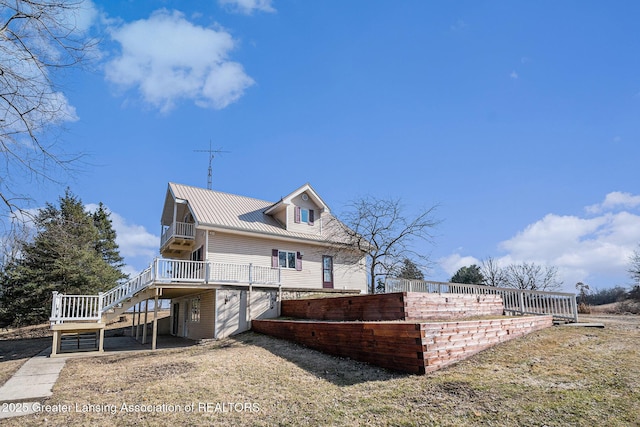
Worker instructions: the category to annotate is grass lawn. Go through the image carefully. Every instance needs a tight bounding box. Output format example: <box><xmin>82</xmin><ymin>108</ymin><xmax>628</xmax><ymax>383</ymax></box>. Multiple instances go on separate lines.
<box><xmin>1</xmin><ymin>314</ymin><xmax>639</xmax><ymax>426</ymax></box>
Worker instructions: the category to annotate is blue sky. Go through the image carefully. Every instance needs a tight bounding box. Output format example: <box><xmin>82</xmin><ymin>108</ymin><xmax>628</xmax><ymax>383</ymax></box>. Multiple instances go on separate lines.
<box><xmin>14</xmin><ymin>0</ymin><xmax>640</xmax><ymax>293</ymax></box>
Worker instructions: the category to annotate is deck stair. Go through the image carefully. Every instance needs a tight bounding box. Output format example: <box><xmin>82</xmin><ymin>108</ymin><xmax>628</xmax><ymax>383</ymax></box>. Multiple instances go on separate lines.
<box><xmin>49</xmin><ymin>258</ymin><xmax>284</xmax><ymax>356</ymax></box>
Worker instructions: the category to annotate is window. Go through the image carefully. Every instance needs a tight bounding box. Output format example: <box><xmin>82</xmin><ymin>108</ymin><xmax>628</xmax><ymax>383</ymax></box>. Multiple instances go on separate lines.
<box><xmin>189</xmin><ymin>298</ymin><xmax>200</xmax><ymax>323</ymax></box>
<box><xmin>294</xmin><ymin>207</ymin><xmax>315</xmax><ymax>225</ymax></box>
<box><xmin>191</xmin><ymin>246</ymin><xmax>203</xmax><ymax>261</ymax></box>
<box><xmin>272</xmin><ymin>249</ymin><xmax>302</xmax><ymax>271</ymax></box>
<box><xmin>278</xmin><ymin>251</ymin><xmax>296</xmax><ymax>269</ymax></box>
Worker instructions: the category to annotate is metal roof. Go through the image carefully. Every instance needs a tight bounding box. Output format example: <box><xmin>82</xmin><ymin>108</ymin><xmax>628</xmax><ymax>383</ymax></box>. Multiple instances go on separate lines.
<box><xmin>165</xmin><ymin>182</ymin><xmax>350</xmax><ymax>244</ymax></box>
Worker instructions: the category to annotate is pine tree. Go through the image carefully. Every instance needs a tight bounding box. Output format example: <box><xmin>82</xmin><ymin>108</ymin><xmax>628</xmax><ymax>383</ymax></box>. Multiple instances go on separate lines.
<box><xmin>398</xmin><ymin>258</ymin><xmax>424</xmax><ymax>280</ymax></box>
<box><xmin>93</xmin><ymin>202</ymin><xmax>127</xmax><ymax>281</ymax></box>
<box><xmin>451</xmin><ymin>265</ymin><xmax>485</xmax><ymax>285</ymax></box>
<box><xmin>0</xmin><ymin>190</ymin><xmax>126</xmax><ymax>326</ymax></box>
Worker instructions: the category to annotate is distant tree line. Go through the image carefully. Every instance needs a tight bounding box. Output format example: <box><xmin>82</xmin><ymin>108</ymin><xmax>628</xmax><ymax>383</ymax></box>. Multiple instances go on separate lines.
<box><xmin>0</xmin><ymin>190</ymin><xmax>126</xmax><ymax>327</ymax></box>
<box><xmin>450</xmin><ymin>258</ymin><xmax>562</xmax><ymax>291</ymax></box>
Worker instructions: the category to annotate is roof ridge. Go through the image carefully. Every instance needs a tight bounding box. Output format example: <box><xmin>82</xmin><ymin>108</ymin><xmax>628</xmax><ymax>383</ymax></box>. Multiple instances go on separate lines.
<box><xmin>170</xmin><ymin>182</ymin><xmax>275</xmax><ymax>205</ymax></box>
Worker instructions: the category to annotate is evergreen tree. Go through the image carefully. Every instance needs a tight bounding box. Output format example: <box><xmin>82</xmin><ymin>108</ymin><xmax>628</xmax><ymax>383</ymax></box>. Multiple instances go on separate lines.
<box><xmin>0</xmin><ymin>190</ymin><xmax>125</xmax><ymax>326</ymax></box>
<box><xmin>451</xmin><ymin>265</ymin><xmax>485</xmax><ymax>285</ymax></box>
<box><xmin>93</xmin><ymin>202</ymin><xmax>126</xmax><ymax>278</ymax></box>
<box><xmin>398</xmin><ymin>258</ymin><xmax>424</xmax><ymax>280</ymax></box>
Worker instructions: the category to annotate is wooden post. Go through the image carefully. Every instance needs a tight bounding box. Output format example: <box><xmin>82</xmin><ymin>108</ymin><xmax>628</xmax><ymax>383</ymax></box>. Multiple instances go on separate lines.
<box><xmin>131</xmin><ymin>304</ymin><xmax>136</xmax><ymax>337</ymax></box>
<box><xmin>248</xmin><ymin>284</ymin><xmax>253</xmax><ymax>329</ymax></box>
<box><xmin>142</xmin><ymin>299</ymin><xmax>149</xmax><ymax>344</ymax></box>
<box><xmin>51</xmin><ymin>330</ymin><xmax>60</xmax><ymax>357</ymax></box>
<box><xmin>136</xmin><ymin>302</ymin><xmax>141</xmax><ymax>340</ymax></box>
<box><xmin>152</xmin><ymin>294</ymin><xmax>159</xmax><ymax>350</ymax></box>
<box><xmin>98</xmin><ymin>327</ymin><xmax>105</xmax><ymax>353</ymax></box>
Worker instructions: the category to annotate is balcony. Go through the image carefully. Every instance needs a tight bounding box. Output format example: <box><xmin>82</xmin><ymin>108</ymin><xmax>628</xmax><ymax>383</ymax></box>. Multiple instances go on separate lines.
<box><xmin>160</xmin><ymin>221</ymin><xmax>196</xmax><ymax>257</ymax></box>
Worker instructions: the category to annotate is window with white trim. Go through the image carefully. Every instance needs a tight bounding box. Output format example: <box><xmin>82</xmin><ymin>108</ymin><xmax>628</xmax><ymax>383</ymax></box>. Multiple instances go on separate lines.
<box><xmin>272</xmin><ymin>249</ymin><xmax>302</xmax><ymax>271</ymax></box>
<box><xmin>189</xmin><ymin>298</ymin><xmax>200</xmax><ymax>323</ymax></box>
<box><xmin>279</xmin><ymin>250</ymin><xmax>297</xmax><ymax>269</ymax></box>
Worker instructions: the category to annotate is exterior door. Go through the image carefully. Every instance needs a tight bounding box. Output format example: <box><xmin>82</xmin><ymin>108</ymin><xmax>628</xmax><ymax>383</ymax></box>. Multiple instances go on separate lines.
<box><xmin>322</xmin><ymin>256</ymin><xmax>334</xmax><ymax>288</ymax></box>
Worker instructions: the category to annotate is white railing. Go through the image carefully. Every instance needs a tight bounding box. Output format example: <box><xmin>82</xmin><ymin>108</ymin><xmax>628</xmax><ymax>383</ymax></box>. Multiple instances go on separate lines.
<box><xmin>50</xmin><ymin>292</ymin><xmax>102</xmax><ymax>324</ymax></box>
<box><xmin>50</xmin><ymin>259</ymin><xmax>282</xmax><ymax>323</ymax></box>
<box><xmin>160</xmin><ymin>222</ymin><xmax>195</xmax><ymax>248</ymax></box>
<box><xmin>101</xmin><ymin>265</ymin><xmax>155</xmax><ymax>311</ymax></box>
<box><xmin>385</xmin><ymin>278</ymin><xmax>578</xmax><ymax>322</ymax></box>
<box><xmin>155</xmin><ymin>258</ymin><xmax>206</xmax><ymax>282</ymax></box>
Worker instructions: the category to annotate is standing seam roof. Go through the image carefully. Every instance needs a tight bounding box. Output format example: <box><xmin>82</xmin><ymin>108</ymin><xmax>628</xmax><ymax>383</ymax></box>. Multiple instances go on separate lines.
<box><xmin>168</xmin><ymin>183</ymin><xmax>349</xmax><ymax>243</ymax></box>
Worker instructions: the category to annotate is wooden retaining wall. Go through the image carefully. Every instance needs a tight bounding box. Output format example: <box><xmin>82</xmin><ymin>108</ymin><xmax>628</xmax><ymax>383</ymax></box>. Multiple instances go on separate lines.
<box><xmin>421</xmin><ymin>316</ymin><xmax>553</xmax><ymax>373</ymax></box>
<box><xmin>281</xmin><ymin>292</ymin><xmax>504</xmax><ymax>321</ymax></box>
<box><xmin>252</xmin><ymin>315</ymin><xmax>553</xmax><ymax>375</ymax></box>
<box><xmin>252</xmin><ymin>320</ymin><xmax>427</xmax><ymax>374</ymax></box>
<box><xmin>405</xmin><ymin>293</ymin><xmax>503</xmax><ymax>320</ymax></box>
<box><xmin>281</xmin><ymin>293</ymin><xmax>406</xmax><ymax>321</ymax></box>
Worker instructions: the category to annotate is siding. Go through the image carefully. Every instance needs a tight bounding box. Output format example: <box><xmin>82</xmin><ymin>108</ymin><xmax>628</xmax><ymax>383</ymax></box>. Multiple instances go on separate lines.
<box><xmin>286</xmin><ymin>194</ymin><xmax>322</xmax><ymax>235</ymax></box>
<box><xmin>207</xmin><ymin>231</ymin><xmax>366</xmax><ymax>292</ymax></box>
<box><xmin>215</xmin><ymin>288</ymin><xmax>280</xmax><ymax>339</ymax></box>
<box><xmin>172</xmin><ymin>291</ymin><xmax>215</xmax><ymax>340</ymax></box>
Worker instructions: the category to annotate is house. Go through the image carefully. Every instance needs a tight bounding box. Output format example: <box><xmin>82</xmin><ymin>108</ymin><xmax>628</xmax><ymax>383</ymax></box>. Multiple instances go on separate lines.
<box><xmin>49</xmin><ymin>182</ymin><xmax>367</xmax><ymax>355</ymax></box>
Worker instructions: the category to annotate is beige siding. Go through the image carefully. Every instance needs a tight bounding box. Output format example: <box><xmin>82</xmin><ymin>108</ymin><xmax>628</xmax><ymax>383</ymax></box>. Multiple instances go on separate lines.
<box><xmin>216</xmin><ymin>288</ymin><xmax>279</xmax><ymax>339</ymax></box>
<box><xmin>172</xmin><ymin>291</ymin><xmax>215</xmax><ymax>340</ymax></box>
<box><xmin>216</xmin><ymin>289</ymin><xmax>247</xmax><ymax>338</ymax></box>
<box><xmin>286</xmin><ymin>194</ymin><xmax>322</xmax><ymax>235</ymax></box>
<box><xmin>207</xmin><ymin>231</ymin><xmax>366</xmax><ymax>292</ymax></box>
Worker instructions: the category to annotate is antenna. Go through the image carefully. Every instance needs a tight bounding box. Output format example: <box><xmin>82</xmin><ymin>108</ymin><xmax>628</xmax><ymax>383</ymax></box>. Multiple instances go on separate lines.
<box><xmin>194</xmin><ymin>141</ymin><xmax>230</xmax><ymax>190</ymax></box>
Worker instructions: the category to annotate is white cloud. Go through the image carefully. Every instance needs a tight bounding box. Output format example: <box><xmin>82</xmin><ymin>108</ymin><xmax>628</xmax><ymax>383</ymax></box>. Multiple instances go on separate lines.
<box><xmin>439</xmin><ymin>193</ymin><xmax>640</xmax><ymax>290</ymax></box>
<box><xmin>85</xmin><ymin>204</ymin><xmax>159</xmax><ymax>272</ymax></box>
<box><xmin>105</xmin><ymin>9</ymin><xmax>255</xmax><ymax>113</ymax></box>
<box><xmin>497</xmin><ymin>210</ymin><xmax>640</xmax><ymax>288</ymax></box>
<box><xmin>510</xmin><ymin>71</ymin><xmax>518</xmax><ymax>79</ymax></box>
<box><xmin>450</xmin><ymin>19</ymin><xmax>466</xmax><ymax>31</ymax></box>
<box><xmin>586</xmin><ymin>191</ymin><xmax>640</xmax><ymax>214</ymax></box>
<box><xmin>218</xmin><ymin>0</ymin><xmax>276</xmax><ymax>15</ymax></box>
<box><xmin>439</xmin><ymin>253</ymin><xmax>481</xmax><ymax>276</ymax></box>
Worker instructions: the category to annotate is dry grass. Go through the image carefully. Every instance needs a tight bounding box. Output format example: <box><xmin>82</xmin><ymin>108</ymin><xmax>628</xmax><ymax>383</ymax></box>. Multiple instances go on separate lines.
<box><xmin>0</xmin><ymin>312</ymin><xmax>169</xmax><ymax>387</ymax></box>
<box><xmin>2</xmin><ymin>314</ymin><xmax>639</xmax><ymax>426</ymax></box>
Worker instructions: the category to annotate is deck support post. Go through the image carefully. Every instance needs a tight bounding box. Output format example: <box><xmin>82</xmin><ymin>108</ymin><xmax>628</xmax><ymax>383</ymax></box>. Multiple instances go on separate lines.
<box><xmin>131</xmin><ymin>304</ymin><xmax>137</xmax><ymax>337</ymax></box>
<box><xmin>136</xmin><ymin>302</ymin><xmax>141</xmax><ymax>341</ymax></box>
<box><xmin>248</xmin><ymin>284</ymin><xmax>253</xmax><ymax>329</ymax></box>
<box><xmin>152</xmin><ymin>292</ymin><xmax>159</xmax><ymax>350</ymax></box>
<box><xmin>98</xmin><ymin>327</ymin><xmax>105</xmax><ymax>352</ymax></box>
<box><xmin>142</xmin><ymin>299</ymin><xmax>149</xmax><ymax>344</ymax></box>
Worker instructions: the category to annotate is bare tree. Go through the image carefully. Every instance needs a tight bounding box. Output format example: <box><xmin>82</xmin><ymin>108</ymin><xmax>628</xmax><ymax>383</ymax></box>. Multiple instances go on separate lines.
<box><xmin>0</xmin><ymin>0</ymin><xmax>95</xmax><ymax>227</ymax></box>
<box><xmin>628</xmin><ymin>248</ymin><xmax>640</xmax><ymax>284</ymax></box>
<box><xmin>335</xmin><ymin>196</ymin><xmax>439</xmax><ymax>294</ymax></box>
<box><xmin>502</xmin><ymin>262</ymin><xmax>562</xmax><ymax>291</ymax></box>
<box><xmin>481</xmin><ymin>257</ymin><xmax>505</xmax><ymax>287</ymax></box>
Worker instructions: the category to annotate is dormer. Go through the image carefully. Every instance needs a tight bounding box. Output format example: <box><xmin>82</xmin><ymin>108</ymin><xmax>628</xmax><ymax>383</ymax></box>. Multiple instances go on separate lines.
<box><xmin>264</xmin><ymin>184</ymin><xmax>329</xmax><ymax>235</ymax></box>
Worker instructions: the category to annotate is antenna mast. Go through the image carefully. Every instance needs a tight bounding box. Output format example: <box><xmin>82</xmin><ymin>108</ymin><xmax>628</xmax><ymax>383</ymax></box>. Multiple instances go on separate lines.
<box><xmin>194</xmin><ymin>141</ymin><xmax>229</xmax><ymax>190</ymax></box>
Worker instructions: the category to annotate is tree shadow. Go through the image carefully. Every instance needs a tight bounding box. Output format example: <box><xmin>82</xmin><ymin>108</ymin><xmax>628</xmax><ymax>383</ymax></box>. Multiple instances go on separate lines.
<box><xmin>233</xmin><ymin>331</ymin><xmax>407</xmax><ymax>386</ymax></box>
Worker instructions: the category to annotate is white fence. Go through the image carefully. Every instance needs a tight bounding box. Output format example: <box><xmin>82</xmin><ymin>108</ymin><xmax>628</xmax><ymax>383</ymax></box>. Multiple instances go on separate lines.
<box><xmin>385</xmin><ymin>278</ymin><xmax>578</xmax><ymax>322</ymax></box>
<box><xmin>50</xmin><ymin>259</ymin><xmax>282</xmax><ymax>323</ymax></box>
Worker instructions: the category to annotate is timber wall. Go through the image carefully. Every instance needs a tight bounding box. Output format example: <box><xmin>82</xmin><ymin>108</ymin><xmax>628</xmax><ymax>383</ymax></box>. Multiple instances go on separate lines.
<box><xmin>280</xmin><ymin>292</ymin><xmax>504</xmax><ymax>321</ymax></box>
<box><xmin>252</xmin><ymin>315</ymin><xmax>553</xmax><ymax>375</ymax></box>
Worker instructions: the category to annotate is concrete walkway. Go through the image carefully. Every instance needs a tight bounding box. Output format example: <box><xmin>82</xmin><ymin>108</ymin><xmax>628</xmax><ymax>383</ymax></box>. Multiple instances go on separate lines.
<box><xmin>0</xmin><ymin>348</ymin><xmax>67</xmax><ymax>419</ymax></box>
